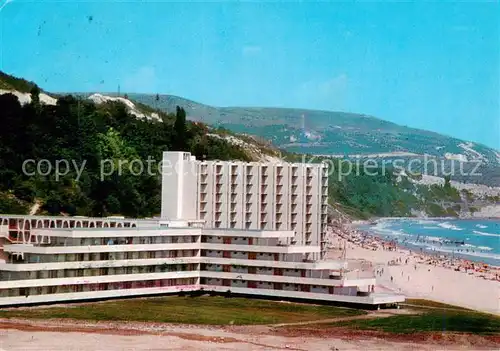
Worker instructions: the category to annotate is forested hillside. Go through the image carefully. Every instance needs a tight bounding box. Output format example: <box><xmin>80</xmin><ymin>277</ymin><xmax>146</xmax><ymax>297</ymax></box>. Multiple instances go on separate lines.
<box><xmin>0</xmin><ymin>86</ymin><xmax>249</xmax><ymax>217</ymax></box>
<box><xmin>0</xmin><ymin>71</ymin><xmax>497</xmax><ymax>220</ymax></box>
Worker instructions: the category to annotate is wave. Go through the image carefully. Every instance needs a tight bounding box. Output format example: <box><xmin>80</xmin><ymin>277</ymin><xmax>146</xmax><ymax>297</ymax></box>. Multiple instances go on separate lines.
<box><xmin>370</xmin><ymin>222</ymin><xmax>406</xmax><ymax>237</ymax></box>
<box><xmin>476</xmin><ymin>224</ymin><xmax>488</xmax><ymax>229</ymax></box>
<box><xmin>477</xmin><ymin>246</ymin><xmax>494</xmax><ymax>251</ymax></box>
<box><xmin>437</xmin><ymin>222</ymin><xmax>463</xmax><ymax>231</ymax></box>
<box><xmin>417</xmin><ymin>235</ymin><xmax>443</xmax><ymax>242</ymax></box>
<box><xmin>415</xmin><ymin>219</ymin><xmax>439</xmax><ymax>225</ymax></box>
<box><xmin>473</xmin><ymin>230</ymin><xmax>500</xmax><ymax>238</ymax></box>
<box><xmin>424</xmin><ymin>246</ymin><xmax>500</xmax><ymax>262</ymax></box>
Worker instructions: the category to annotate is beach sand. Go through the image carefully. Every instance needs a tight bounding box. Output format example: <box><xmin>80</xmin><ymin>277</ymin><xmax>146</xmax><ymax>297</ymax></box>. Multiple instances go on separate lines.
<box><xmin>327</xmin><ymin>233</ymin><xmax>500</xmax><ymax>315</ymax></box>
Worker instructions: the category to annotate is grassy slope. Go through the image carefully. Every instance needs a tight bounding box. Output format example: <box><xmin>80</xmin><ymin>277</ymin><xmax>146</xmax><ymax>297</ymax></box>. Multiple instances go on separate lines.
<box><xmin>0</xmin><ymin>296</ymin><xmax>364</xmax><ymax>325</ymax></box>
<box><xmin>0</xmin><ymin>71</ymin><xmax>38</xmax><ymax>93</ymax></box>
<box><xmin>328</xmin><ymin>299</ymin><xmax>500</xmax><ymax>335</ymax></box>
<box><xmin>0</xmin><ymin>295</ymin><xmax>497</xmax><ymax>335</ymax></box>
<box><xmin>331</xmin><ymin>311</ymin><xmax>500</xmax><ymax>335</ymax></box>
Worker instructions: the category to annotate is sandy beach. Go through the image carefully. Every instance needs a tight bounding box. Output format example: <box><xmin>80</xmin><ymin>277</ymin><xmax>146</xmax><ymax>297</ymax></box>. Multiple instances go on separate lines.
<box><xmin>327</xmin><ymin>222</ymin><xmax>500</xmax><ymax>315</ymax></box>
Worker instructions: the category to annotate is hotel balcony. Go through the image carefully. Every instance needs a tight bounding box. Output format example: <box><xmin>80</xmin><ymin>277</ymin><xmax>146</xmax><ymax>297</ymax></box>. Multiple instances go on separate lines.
<box><xmin>216</xmin><ymin>175</ymin><xmax>222</xmax><ymax>185</ymax></box>
<box><xmin>276</xmin><ymin>194</ymin><xmax>283</xmax><ymax>204</ymax></box>
<box><xmin>200</xmin><ymin>174</ymin><xmax>208</xmax><ymax>184</ymax></box>
<box><xmin>276</xmin><ymin>184</ymin><xmax>283</xmax><ymax>194</ymax></box>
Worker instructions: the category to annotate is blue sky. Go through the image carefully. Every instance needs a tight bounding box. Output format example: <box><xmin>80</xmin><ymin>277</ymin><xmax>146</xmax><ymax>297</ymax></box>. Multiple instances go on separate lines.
<box><xmin>1</xmin><ymin>0</ymin><xmax>498</xmax><ymax>149</ymax></box>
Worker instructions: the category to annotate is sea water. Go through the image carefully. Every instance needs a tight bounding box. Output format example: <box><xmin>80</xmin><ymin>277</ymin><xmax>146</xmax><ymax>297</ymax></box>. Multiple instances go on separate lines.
<box><xmin>360</xmin><ymin>218</ymin><xmax>500</xmax><ymax>266</ymax></box>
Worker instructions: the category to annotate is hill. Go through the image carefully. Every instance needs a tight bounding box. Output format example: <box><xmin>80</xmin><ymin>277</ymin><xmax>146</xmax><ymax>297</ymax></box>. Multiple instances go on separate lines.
<box><xmin>0</xmin><ymin>70</ymin><xmax>499</xmax><ymax>219</ymax></box>
<box><xmin>126</xmin><ymin>93</ymin><xmax>500</xmax><ymax>186</ymax></box>
<box><xmin>128</xmin><ymin>93</ymin><xmax>499</xmax><ymax>160</ymax></box>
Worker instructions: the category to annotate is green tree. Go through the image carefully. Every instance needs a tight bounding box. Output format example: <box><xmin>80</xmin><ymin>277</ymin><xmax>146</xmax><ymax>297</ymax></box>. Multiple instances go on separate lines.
<box><xmin>172</xmin><ymin>106</ymin><xmax>187</xmax><ymax>150</ymax></box>
<box><xmin>30</xmin><ymin>85</ymin><xmax>41</xmax><ymax>108</ymax></box>
<box><xmin>444</xmin><ymin>175</ymin><xmax>451</xmax><ymax>189</ymax></box>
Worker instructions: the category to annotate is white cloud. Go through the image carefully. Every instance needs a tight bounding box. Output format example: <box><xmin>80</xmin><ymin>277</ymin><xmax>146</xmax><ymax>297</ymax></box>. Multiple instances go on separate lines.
<box><xmin>242</xmin><ymin>46</ymin><xmax>262</xmax><ymax>56</ymax></box>
<box><xmin>122</xmin><ymin>66</ymin><xmax>157</xmax><ymax>93</ymax></box>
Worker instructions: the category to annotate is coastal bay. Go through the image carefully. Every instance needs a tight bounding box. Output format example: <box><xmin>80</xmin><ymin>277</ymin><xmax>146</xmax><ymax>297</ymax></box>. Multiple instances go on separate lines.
<box><xmin>326</xmin><ymin>218</ymin><xmax>500</xmax><ymax>315</ymax></box>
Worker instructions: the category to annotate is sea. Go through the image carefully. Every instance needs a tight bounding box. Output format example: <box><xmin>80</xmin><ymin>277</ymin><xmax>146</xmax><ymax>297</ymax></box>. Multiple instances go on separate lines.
<box><xmin>359</xmin><ymin>218</ymin><xmax>500</xmax><ymax>266</ymax></box>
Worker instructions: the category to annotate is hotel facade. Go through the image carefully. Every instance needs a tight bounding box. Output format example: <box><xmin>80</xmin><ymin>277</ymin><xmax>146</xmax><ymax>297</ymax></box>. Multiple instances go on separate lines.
<box><xmin>0</xmin><ymin>152</ymin><xmax>404</xmax><ymax>307</ymax></box>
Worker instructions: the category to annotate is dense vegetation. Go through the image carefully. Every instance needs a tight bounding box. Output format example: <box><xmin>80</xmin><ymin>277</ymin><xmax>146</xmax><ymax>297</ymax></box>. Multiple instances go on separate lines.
<box><xmin>0</xmin><ymin>71</ymin><xmax>490</xmax><ymax>219</ymax></box>
<box><xmin>0</xmin><ymin>71</ymin><xmax>38</xmax><ymax>93</ymax></box>
<box><xmin>282</xmin><ymin>153</ymin><xmax>468</xmax><ymax>219</ymax></box>
<box><xmin>0</xmin><ymin>87</ymin><xmax>250</xmax><ymax>217</ymax></box>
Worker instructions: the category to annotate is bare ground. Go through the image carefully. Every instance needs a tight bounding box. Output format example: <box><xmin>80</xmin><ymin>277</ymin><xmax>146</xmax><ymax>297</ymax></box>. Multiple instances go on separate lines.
<box><xmin>0</xmin><ymin>312</ymin><xmax>499</xmax><ymax>351</ymax></box>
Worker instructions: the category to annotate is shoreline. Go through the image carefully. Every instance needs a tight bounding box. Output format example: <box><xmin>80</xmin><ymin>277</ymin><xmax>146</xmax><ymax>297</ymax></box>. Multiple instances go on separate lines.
<box><xmin>326</xmin><ymin>218</ymin><xmax>500</xmax><ymax>314</ymax></box>
<box><xmin>354</xmin><ymin>217</ymin><xmax>500</xmax><ymax>267</ymax></box>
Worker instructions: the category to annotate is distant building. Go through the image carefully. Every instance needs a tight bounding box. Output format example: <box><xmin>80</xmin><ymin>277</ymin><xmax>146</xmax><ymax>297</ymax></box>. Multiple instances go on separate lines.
<box><xmin>0</xmin><ymin>152</ymin><xmax>404</xmax><ymax>307</ymax></box>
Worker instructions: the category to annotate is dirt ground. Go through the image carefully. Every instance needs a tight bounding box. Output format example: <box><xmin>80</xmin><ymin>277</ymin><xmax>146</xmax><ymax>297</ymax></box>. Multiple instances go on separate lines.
<box><xmin>0</xmin><ymin>317</ymin><xmax>499</xmax><ymax>351</ymax></box>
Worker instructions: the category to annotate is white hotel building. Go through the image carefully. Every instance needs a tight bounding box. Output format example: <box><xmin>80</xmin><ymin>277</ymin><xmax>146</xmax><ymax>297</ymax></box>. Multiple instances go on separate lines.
<box><xmin>0</xmin><ymin>152</ymin><xmax>404</xmax><ymax>308</ymax></box>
